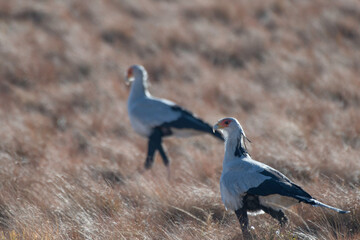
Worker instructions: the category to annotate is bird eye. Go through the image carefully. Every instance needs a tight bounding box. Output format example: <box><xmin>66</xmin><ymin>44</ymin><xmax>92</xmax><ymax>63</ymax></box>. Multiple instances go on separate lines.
<box><xmin>224</xmin><ymin>120</ymin><xmax>229</xmax><ymax>125</ymax></box>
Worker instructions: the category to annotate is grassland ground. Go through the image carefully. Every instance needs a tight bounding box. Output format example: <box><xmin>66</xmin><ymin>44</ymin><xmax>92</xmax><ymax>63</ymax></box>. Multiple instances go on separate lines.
<box><xmin>0</xmin><ymin>0</ymin><xmax>359</xmax><ymax>239</ymax></box>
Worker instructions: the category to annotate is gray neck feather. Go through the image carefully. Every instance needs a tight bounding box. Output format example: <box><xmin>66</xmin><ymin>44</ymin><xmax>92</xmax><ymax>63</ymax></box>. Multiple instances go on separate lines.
<box><xmin>224</xmin><ymin>129</ymin><xmax>248</xmax><ymax>160</ymax></box>
<box><xmin>128</xmin><ymin>71</ymin><xmax>150</xmax><ymax>102</ymax></box>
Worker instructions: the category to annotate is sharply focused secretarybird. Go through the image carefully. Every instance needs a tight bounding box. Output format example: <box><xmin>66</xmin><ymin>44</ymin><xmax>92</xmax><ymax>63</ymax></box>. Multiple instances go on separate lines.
<box><xmin>125</xmin><ymin>65</ymin><xmax>223</xmax><ymax>174</ymax></box>
<box><xmin>213</xmin><ymin>117</ymin><xmax>349</xmax><ymax>236</ymax></box>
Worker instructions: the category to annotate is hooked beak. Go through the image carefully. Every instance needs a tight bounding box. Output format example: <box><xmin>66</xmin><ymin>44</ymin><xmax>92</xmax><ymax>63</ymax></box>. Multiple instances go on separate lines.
<box><xmin>125</xmin><ymin>69</ymin><xmax>134</xmax><ymax>86</ymax></box>
<box><xmin>213</xmin><ymin>123</ymin><xmax>221</xmax><ymax>133</ymax></box>
<box><xmin>125</xmin><ymin>75</ymin><xmax>133</xmax><ymax>86</ymax></box>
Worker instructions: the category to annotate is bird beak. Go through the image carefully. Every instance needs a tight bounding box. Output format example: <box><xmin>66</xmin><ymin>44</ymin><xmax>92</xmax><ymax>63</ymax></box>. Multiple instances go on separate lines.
<box><xmin>125</xmin><ymin>75</ymin><xmax>132</xmax><ymax>86</ymax></box>
<box><xmin>213</xmin><ymin>123</ymin><xmax>220</xmax><ymax>133</ymax></box>
<box><xmin>125</xmin><ymin>70</ymin><xmax>134</xmax><ymax>85</ymax></box>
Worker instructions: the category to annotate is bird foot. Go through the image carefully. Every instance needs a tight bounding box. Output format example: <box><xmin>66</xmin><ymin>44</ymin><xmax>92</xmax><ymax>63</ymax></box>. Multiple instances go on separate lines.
<box><xmin>241</xmin><ymin>229</ymin><xmax>253</xmax><ymax>240</ymax></box>
<box><xmin>277</xmin><ymin>219</ymin><xmax>288</xmax><ymax>237</ymax></box>
<box><xmin>144</xmin><ymin>158</ymin><xmax>153</xmax><ymax>169</ymax></box>
<box><xmin>279</xmin><ymin>215</ymin><xmax>288</xmax><ymax>227</ymax></box>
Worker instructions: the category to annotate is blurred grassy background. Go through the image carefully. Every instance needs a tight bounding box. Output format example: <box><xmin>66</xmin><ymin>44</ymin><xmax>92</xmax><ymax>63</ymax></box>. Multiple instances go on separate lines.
<box><xmin>0</xmin><ymin>0</ymin><xmax>359</xmax><ymax>239</ymax></box>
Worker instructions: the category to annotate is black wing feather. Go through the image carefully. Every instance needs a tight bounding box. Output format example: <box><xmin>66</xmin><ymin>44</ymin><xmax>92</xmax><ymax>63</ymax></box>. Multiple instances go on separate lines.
<box><xmin>247</xmin><ymin>169</ymin><xmax>313</xmax><ymax>202</ymax></box>
<box><xmin>159</xmin><ymin>106</ymin><xmax>224</xmax><ymax>140</ymax></box>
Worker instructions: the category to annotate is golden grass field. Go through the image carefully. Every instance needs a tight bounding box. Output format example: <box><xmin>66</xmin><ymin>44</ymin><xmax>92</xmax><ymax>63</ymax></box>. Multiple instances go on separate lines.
<box><xmin>0</xmin><ymin>0</ymin><xmax>360</xmax><ymax>239</ymax></box>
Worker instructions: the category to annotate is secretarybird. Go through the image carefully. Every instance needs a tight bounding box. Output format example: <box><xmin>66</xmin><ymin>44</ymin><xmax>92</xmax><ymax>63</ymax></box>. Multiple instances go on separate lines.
<box><xmin>213</xmin><ymin>117</ymin><xmax>349</xmax><ymax>236</ymax></box>
<box><xmin>125</xmin><ymin>65</ymin><xmax>223</xmax><ymax>175</ymax></box>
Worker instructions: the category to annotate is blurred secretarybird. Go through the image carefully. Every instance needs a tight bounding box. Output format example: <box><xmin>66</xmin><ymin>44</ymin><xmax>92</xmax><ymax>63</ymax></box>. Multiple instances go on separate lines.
<box><xmin>213</xmin><ymin>117</ymin><xmax>349</xmax><ymax>236</ymax></box>
<box><xmin>125</xmin><ymin>65</ymin><xmax>223</xmax><ymax>174</ymax></box>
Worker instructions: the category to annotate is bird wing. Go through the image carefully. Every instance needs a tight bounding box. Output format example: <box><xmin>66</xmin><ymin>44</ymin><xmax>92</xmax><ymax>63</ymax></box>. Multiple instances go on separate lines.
<box><xmin>130</xmin><ymin>97</ymin><xmax>224</xmax><ymax>139</ymax></box>
<box><xmin>220</xmin><ymin>158</ymin><xmax>272</xmax><ymax>210</ymax></box>
<box><xmin>220</xmin><ymin>157</ymin><xmax>312</xmax><ymax>207</ymax></box>
<box><xmin>246</xmin><ymin>161</ymin><xmax>350</xmax><ymax>213</ymax></box>
<box><xmin>221</xmin><ymin>159</ymin><xmax>271</xmax><ymax>197</ymax></box>
<box><xmin>129</xmin><ymin>97</ymin><xmax>182</xmax><ymax>128</ymax></box>
<box><xmin>160</xmin><ymin>105</ymin><xmax>224</xmax><ymax>139</ymax></box>
<box><xmin>245</xmin><ymin>159</ymin><xmax>313</xmax><ymax>201</ymax></box>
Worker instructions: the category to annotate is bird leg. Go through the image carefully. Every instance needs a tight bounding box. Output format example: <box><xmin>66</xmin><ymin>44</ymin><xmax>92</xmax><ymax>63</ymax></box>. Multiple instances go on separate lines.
<box><xmin>145</xmin><ymin>129</ymin><xmax>162</xmax><ymax>169</ymax></box>
<box><xmin>157</xmin><ymin>143</ymin><xmax>171</xmax><ymax>179</ymax></box>
<box><xmin>158</xmin><ymin>143</ymin><xmax>170</xmax><ymax>167</ymax></box>
<box><xmin>235</xmin><ymin>208</ymin><xmax>251</xmax><ymax>238</ymax></box>
<box><xmin>261</xmin><ymin>206</ymin><xmax>288</xmax><ymax>227</ymax></box>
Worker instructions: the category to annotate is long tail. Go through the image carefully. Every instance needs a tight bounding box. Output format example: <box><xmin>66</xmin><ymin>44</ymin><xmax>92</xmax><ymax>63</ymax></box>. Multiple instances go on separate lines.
<box><xmin>311</xmin><ymin>199</ymin><xmax>350</xmax><ymax>214</ymax></box>
<box><xmin>296</xmin><ymin>196</ymin><xmax>350</xmax><ymax>214</ymax></box>
<box><xmin>167</xmin><ymin>106</ymin><xmax>224</xmax><ymax>141</ymax></box>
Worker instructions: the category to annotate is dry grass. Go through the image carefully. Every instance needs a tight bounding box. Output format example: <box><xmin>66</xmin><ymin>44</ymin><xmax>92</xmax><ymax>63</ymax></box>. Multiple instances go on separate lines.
<box><xmin>0</xmin><ymin>0</ymin><xmax>359</xmax><ymax>239</ymax></box>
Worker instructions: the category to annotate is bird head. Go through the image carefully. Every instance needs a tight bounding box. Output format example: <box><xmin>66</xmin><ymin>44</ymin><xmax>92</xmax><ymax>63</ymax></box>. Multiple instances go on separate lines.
<box><xmin>125</xmin><ymin>65</ymin><xmax>148</xmax><ymax>86</ymax></box>
<box><xmin>213</xmin><ymin>117</ymin><xmax>249</xmax><ymax>141</ymax></box>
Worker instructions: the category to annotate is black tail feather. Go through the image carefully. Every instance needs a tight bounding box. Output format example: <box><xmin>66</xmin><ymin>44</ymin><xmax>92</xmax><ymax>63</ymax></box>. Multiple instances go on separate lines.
<box><xmin>160</xmin><ymin>105</ymin><xmax>224</xmax><ymax>141</ymax></box>
<box><xmin>295</xmin><ymin>196</ymin><xmax>350</xmax><ymax>214</ymax></box>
